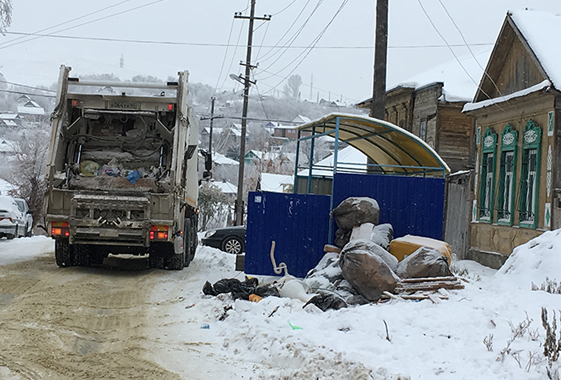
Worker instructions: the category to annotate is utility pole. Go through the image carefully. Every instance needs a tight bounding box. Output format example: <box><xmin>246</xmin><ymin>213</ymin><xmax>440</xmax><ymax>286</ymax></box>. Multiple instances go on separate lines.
<box><xmin>233</xmin><ymin>1</ymin><xmax>271</xmax><ymax>226</ymax></box>
<box><xmin>199</xmin><ymin>96</ymin><xmax>223</xmax><ymax>180</ymax></box>
<box><xmin>370</xmin><ymin>0</ymin><xmax>388</xmax><ymax>119</ymax></box>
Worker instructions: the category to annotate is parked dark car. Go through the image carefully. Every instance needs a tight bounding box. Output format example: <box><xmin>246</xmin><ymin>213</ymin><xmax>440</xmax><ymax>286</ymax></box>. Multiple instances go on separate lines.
<box><xmin>201</xmin><ymin>226</ymin><xmax>246</xmax><ymax>254</ymax></box>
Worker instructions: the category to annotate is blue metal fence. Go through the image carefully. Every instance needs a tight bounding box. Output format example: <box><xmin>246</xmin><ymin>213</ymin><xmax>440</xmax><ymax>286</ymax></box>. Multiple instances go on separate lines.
<box><xmin>245</xmin><ymin>191</ymin><xmax>331</xmax><ymax>277</ymax></box>
<box><xmin>332</xmin><ymin>173</ymin><xmax>445</xmax><ymax>240</ymax></box>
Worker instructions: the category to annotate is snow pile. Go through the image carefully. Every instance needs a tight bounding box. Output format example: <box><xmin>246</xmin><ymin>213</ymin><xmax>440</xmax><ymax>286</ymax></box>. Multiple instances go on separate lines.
<box><xmin>0</xmin><ymin>236</ymin><xmax>53</xmax><ymax>265</ymax></box>
<box><xmin>493</xmin><ymin>229</ymin><xmax>561</xmax><ymax>290</ymax></box>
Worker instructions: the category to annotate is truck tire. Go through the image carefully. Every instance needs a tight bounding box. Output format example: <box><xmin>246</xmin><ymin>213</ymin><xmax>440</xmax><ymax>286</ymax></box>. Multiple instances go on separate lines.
<box><xmin>149</xmin><ymin>255</ymin><xmax>164</xmax><ymax>269</ymax></box>
<box><xmin>55</xmin><ymin>239</ymin><xmax>74</xmax><ymax>267</ymax></box>
<box><xmin>168</xmin><ymin>251</ymin><xmax>185</xmax><ymax>270</ymax></box>
<box><xmin>74</xmin><ymin>244</ymin><xmax>91</xmax><ymax>267</ymax></box>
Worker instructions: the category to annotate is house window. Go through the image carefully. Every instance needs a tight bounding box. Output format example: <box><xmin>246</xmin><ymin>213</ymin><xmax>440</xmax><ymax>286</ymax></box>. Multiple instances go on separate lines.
<box><xmin>497</xmin><ymin>125</ymin><xmax>518</xmax><ymax>224</ymax></box>
<box><xmin>519</xmin><ymin>120</ymin><xmax>542</xmax><ymax>228</ymax></box>
<box><xmin>478</xmin><ymin>127</ymin><xmax>497</xmax><ymax>221</ymax></box>
<box><xmin>420</xmin><ymin>120</ymin><xmax>427</xmax><ymax>141</ymax></box>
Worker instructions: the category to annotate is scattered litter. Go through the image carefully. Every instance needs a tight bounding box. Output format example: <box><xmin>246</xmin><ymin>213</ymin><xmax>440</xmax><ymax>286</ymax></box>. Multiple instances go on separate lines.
<box><xmin>288</xmin><ymin>320</ymin><xmax>303</xmax><ymax>330</ymax></box>
<box><xmin>80</xmin><ymin>160</ymin><xmax>100</xmax><ymax>177</ymax></box>
<box><xmin>249</xmin><ymin>294</ymin><xmax>262</xmax><ymax>303</ymax></box>
<box><xmin>219</xmin><ymin>305</ymin><xmax>233</xmax><ymax>321</ymax></box>
<box><xmin>200</xmin><ymin>323</ymin><xmax>210</xmax><ymax>329</ymax></box>
<box><xmin>184</xmin><ymin>303</ymin><xmax>195</xmax><ymax>309</ymax></box>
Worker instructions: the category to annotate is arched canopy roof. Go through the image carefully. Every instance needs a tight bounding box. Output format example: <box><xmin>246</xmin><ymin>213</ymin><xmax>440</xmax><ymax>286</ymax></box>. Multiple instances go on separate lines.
<box><xmin>296</xmin><ymin>113</ymin><xmax>450</xmax><ymax>176</ymax></box>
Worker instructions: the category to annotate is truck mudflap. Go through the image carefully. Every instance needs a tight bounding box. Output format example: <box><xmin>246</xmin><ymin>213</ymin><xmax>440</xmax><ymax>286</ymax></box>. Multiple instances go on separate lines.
<box><xmin>69</xmin><ymin>193</ymin><xmax>151</xmax><ymax>246</ymax></box>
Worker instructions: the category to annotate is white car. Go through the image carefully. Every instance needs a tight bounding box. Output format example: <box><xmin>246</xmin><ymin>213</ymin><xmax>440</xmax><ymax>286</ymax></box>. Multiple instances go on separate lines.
<box><xmin>14</xmin><ymin>198</ymin><xmax>33</xmax><ymax>237</ymax></box>
<box><xmin>0</xmin><ymin>195</ymin><xmax>27</xmax><ymax>239</ymax></box>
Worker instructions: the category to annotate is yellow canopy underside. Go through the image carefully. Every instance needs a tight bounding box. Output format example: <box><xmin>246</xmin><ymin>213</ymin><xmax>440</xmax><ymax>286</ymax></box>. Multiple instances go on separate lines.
<box><xmin>296</xmin><ymin>113</ymin><xmax>450</xmax><ymax>176</ymax></box>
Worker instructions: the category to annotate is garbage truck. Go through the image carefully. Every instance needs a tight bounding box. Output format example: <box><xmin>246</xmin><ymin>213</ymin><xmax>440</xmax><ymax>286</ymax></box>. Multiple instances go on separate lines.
<box><xmin>44</xmin><ymin>65</ymin><xmax>199</xmax><ymax>270</ymax></box>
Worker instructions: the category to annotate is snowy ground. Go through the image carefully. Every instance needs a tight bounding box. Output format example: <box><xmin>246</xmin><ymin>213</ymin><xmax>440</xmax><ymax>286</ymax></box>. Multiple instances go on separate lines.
<box><xmin>1</xmin><ymin>232</ymin><xmax>561</xmax><ymax>379</ymax></box>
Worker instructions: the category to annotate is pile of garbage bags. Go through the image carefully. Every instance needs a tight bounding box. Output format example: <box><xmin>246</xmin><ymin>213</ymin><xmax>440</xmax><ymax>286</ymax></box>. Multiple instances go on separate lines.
<box><xmin>203</xmin><ymin>196</ymin><xmax>453</xmax><ymax>309</ymax></box>
<box><xmin>203</xmin><ymin>275</ymin><xmax>347</xmax><ymax>312</ymax></box>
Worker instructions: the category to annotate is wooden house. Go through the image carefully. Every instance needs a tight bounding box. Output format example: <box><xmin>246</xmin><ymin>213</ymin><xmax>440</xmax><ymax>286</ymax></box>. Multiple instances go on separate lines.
<box><xmin>463</xmin><ymin>10</ymin><xmax>561</xmax><ymax>267</ymax></box>
<box><xmin>358</xmin><ymin>71</ymin><xmax>477</xmax><ymax>173</ymax></box>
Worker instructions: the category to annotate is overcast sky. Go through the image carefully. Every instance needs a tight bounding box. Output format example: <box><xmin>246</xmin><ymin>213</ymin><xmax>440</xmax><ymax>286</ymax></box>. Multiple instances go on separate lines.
<box><xmin>2</xmin><ymin>0</ymin><xmax>561</xmax><ymax>104</ymax></box>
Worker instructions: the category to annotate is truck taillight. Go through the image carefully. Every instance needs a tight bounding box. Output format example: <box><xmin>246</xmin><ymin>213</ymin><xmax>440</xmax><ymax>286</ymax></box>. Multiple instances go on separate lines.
<box><xmin>168</xmin><ymin>104</ymin><xmax>174</xmax><ymax>111</ymax></box>
<box><xmin>150</xmin><ymin>225</ymin><xmax>169</xmax><ymax>240</ymax></box>
<box><xmin>72</xmin><ymin>100</ymin><xmax>78</xmax><ymax>107</ymax></box>
<box><xmin>51</xmin><ymin>221</ymin><xmax>69</xmax><ymax>237</ymax></box>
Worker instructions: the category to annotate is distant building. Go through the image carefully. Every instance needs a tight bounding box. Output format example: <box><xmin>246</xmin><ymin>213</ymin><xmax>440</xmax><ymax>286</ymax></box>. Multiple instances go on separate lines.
<box><xmin>17</xmin><ymin>95</ymin><xmax>46</xmax><ymax>122</ymax></box>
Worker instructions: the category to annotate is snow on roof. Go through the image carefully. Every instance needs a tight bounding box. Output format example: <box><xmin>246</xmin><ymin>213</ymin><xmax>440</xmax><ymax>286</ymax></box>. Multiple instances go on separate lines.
<box><xmin>463</xmin><ymin>79</ymin><xmax>551</xmax><ymax>112</ymax></box>
<box><xmin>260</xmin><ymin>173</ymin><xmax>294</xmax><ymax>193</ymax></box>
<box><xmin>213</xmin><ymin>152</ymin><xmax>239</xmax><ymax>165</ymax></box>
<box><xmin>510</xmin><ymin>9</ymin><xmax>561</xmax><ymax>90</ymax></box>
<box><xmin>292</xmin><ymin>115</ymin><xmax>311</xmax><ymax>124</ymax></box>
<box><xmin>202</xmin><ymin>127</ymin><xmax>223</xmax><ymax>134</ymax></box>
<box><xmin>0</xmin><ymin>140</ymin><xmax>15</xmax><ymax>153</ymax></box>
<box><xmin>209</xmin><ymin>180</ymin><xmax>237</xmax><ymax>194</ymax></box>
<box><xmin>17</xmin><ymin>104</ymin><xmax>45</xmax><ymax>115</ymax></box>
<box><xmin>387</xmin><ymin>49</ymin><xmax>491</xmax><ymax>102</ymax></box>
<box><xmin>274</xmin><ymin>124</ymin><xmax>298</xmax><ymax>130</ymax></box>
<box><xmin>297</xmin><ymin>145</ymin><xmax>368</xmax><ymax>177</ymax></box>
<box><xmin>0</xmin><ymin>113</ymin><xmax>19</xmax><ymax>120</ymax></box>
<box><xmin>0</xmin><ymin>120</ymin><xmax>17</xmax><ymax>127</ymax></box>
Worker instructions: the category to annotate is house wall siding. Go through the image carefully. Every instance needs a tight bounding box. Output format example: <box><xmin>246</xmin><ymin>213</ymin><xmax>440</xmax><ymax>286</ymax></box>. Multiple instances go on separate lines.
<box><xmin>438</xmin><ymin>104</ymin><xmax>474</xmax><ymax>172</ymax></box>
<box><xmin>469</xmin><ymin>94</ymin><xmax>555</xmax><ymax>256</ymax></box>
<box><xmin>493</xmin><ymin>37</ymin><xmax>545</xmax><ymax>97</ymax></box>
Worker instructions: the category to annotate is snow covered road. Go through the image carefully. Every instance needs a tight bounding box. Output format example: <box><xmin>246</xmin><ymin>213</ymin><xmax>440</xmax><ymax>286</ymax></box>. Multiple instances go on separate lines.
<box><xmin>2</xmin><ymin>234</ymin><xmax>561</xmax><ymax>379</ymax></box>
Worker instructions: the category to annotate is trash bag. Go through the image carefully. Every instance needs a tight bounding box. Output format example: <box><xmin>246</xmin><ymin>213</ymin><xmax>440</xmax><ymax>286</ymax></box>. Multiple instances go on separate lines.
<box><xmin>254</xmin><ymin>284</ymin><xmax>280</xmax><ymax>298</ymax></box>
<box><xmin>303</xmin><ymin>292</ymin><xmax>347</xmax><ymax>312</ymax></box>
<box><xmin>202</xmin><ymin>277</ymin><xmax>278</xmax><ymax>301</ymax></box>
<box><xmin>304</xmin><ymin>252</ymin><xmax>344</xmax><ymax>292</ymax></box>
<box><xmin>80</xmin><ymin>160</ymin><xmax>100</xmax><ymax>177</ymax></box>
<box><xmin>396</xmin><ymin>246</ymin><xmax>452</xmax><ymax>279</ymax></box>
<box><xmin>335</xmin><ymin>228</ymin><xmax>352</xmax><ymax>248</ymax></box>
<box><xmin>339</xmin><ymin>239</ymin><xmax>400</xmax><ymax>301</ymax></box>
<box><xmin>342</xmin><ymin>239</ymin><xmax>398</xmax><ymax>272</ymax></box>
<box><xmin>331</xmin><ymin>197</ymin><xmax>380</xmax><ymax>231</ymax></box>
<box><xmin>126</xmin><ymin>170</ymin><xmax>143</xmax><ymax>184</ymax></box>
<box><xmin>370</xmin><ymin>223</ymin><xmax>394</xmax><ymax>250</ymax></box>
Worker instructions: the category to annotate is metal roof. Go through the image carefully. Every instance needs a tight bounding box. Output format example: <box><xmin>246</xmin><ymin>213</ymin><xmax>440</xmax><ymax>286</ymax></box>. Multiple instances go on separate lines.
<box><xmin>296</xmin><ymin>113</ymin><xmax>450</xmax><ymax>176</ymax></box>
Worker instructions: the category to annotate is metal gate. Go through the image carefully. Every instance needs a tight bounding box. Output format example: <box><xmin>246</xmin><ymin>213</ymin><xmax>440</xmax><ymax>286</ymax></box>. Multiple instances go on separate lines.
<box><xmin>332</xmin><ymin>173</ymin><xmax>446</xmax><ymax>240</ymax></box>
<box><xmin>245</xmin><ymin>191</ymin><xmax>331</xmax><ymax>277</ymax></box>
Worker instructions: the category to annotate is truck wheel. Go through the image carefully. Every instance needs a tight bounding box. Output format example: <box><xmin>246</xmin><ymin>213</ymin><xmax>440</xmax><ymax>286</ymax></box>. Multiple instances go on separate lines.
<box><xmin>55</xmin><ymin>239</ymin><xmax>74</xmax><ymax>267</ymax></box>
<box><xmin>74</xmin><ymin>244</ymin><xmax>91</xmax><ymax>267</ymax></box>
<box><xmin>169</xmin><ymin>251</ymin><xmax>185</xmax><ymax>270</ymax></box>
<box><xmin>149</xmin><ymin>255</ymin><xmax>164</xmax><ymax>269</ymax></box>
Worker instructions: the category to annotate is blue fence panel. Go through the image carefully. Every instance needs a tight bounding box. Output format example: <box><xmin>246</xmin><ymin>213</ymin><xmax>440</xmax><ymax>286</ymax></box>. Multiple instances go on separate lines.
<box><xmin>245</xmin><ymin>191</ymin><xmax>331</xmax><ymax>278</ymax></box>
<box><xmin>332</xmin><ymin>173</ymin><xmax>445</xmax><ymax>240</ymax></box>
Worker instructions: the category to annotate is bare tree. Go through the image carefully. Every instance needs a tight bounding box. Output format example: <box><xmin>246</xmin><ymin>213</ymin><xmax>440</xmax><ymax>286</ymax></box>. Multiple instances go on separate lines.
<box><xmin>0</xmin><ymin>0</ymin><xmax>12</xmax><ymax>34</ymax></box>
<box><xmin>0</xmin><ymin>122</ymin><xmax>50</xmax><ymax>225</ymax></box>
<box><xmin>198</xmin><ymin>182</ymin><xmax>234</xmax><ymax>230</ymax></box>
<box><xmin>283</xmin><ymin>75</ymin><xmax>302</xmax><ymax>100</ymax></box>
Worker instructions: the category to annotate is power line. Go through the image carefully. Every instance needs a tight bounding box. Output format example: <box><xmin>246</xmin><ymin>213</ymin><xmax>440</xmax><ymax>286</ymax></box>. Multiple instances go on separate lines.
<box><xmin>1</xmin><ymin>31</ymin><xmax>492</xmax><ymax>50</ymax></box>
<box><xmin>0</xmin><ymin>0</ymin><xmax>133</xmax><ymax>48</ymax></box>
<box><xmin>260</xmin><ymin>0</ymin><xmax>349</xmax><ymax>95</ymax></box>
<box><xmin>270</xmin><ymin>0</ymin><xmax>298</xmax><ymax>16</ymax></box>
<box><xmin>0</xmin><ymin>80</ymin><xmax>56</xmax><ymax>93</ymax></box>
<box><xmin>416</xmin><ymin>0</ymin><xmax>497</xmax><ymax>106</ymax></box>
<box><xmin>0</xmin><ymin>89</ymin><xmax>56</xmax><ymax>98</ymax></box>
<box><xmin>0</xmin><ymin>0</ymin><xmax>165</xmax><ymax>51</ymax></box>
<box><xmin>437</xmin><ymin>0</ymin><xmax>504</xmax><ymax>100</ymax></box>
<box><xmin>258</xmin><ymin>0</ymin><xmax>320</xmax><ymax>65</ymax></box>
